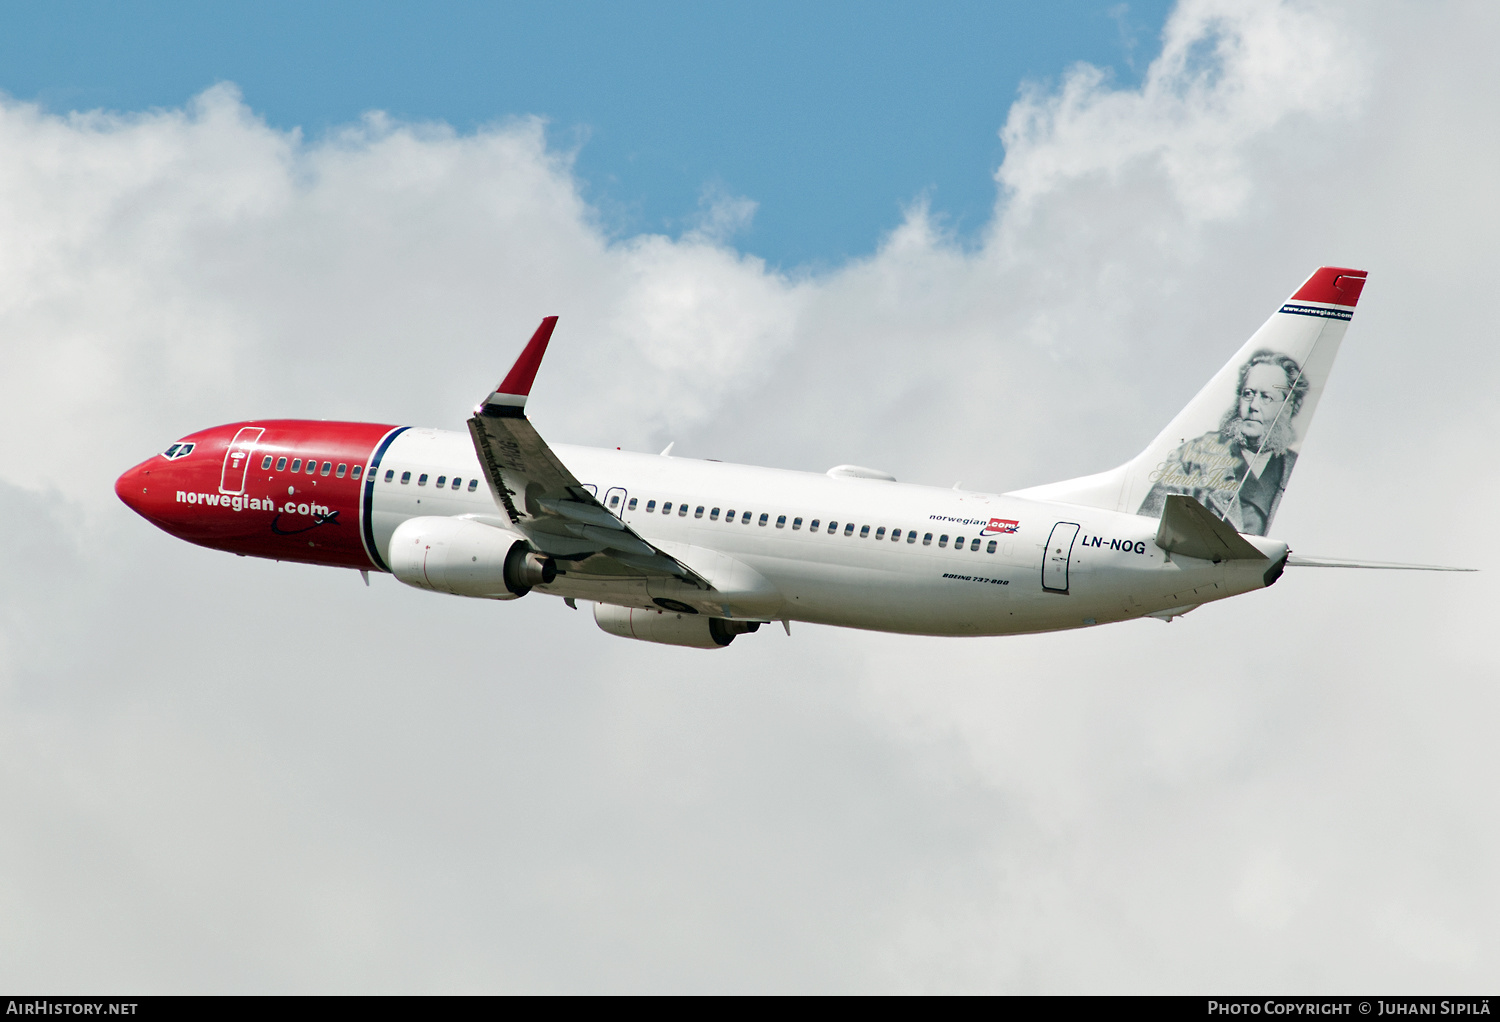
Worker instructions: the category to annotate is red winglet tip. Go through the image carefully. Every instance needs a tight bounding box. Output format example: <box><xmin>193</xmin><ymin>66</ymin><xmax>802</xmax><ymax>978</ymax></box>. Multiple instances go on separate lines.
<box><xmin>496</xmin><ymin>316</ymin><xmax>558</xmax><ymax>397</ymax></box>
<box><xmin>1291</xmin><ymin>267</ymin><xmax>1368</xmax><ymax>307</ymax></box>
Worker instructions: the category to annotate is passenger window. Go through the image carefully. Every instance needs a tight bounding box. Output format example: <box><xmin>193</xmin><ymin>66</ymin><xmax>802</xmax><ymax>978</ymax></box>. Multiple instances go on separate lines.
<box><xmin>971</xmin><ymin>538</ymin><xmax>981</xmax><ymax>551</ymax></box>
<box><xmin>679</xmin><ymin>504</ymin><xmax>688</xmax><ymax>516</ymax></box>
<box><xmin>401</xmin><ymin>471</ymin><xmax>411</xmax><ymax>484</ymax></box>
<box><xmin>744</xmin><ymin>512</ymin><xmax>754</xmax><ymax>525</ymax></box>
<box><xmin>694</xmin><ymin>505</ymin><xmax>704</xmax><ymax>518</ymax></box>
<box><xmin>336</xmin><ymin>464</ymin><xmax>347</xmax><ymax>478</ymax></box>
<box><xmin>275</xmin><ymin>457</ymin><xmax>288</xmax><ymax>471</ymax></box>
<box><xmin>759</xmin><ymin>513</ymin><xmax>768</xmax><ymax>526</ymax></box>
<box><xmin>306</xmin><ymin>460</ymin><xmax>317</xmax><ymax>474</ymax></box>
<box><xmin>385</xmin><ymin>469</ymin><xmax>395</xmax><ymax>482</ymax></box>
<box><xmin>609</xmin><ymin>494</ymin><xmax>620</xmax><ymax>507</ymax></box>
<box><xmin>468</xmin><ymin>479</ymin><xmax>478</xmax><ymax>492</ymax></box>
<box><xmin>710</xmin><ymin>507</ymin><xmax>720</xmax><ymax>521</ymax></box>
<box><xmin>776</xmin><ymin>515</ymin><xmax>786</xmax><ymax>528</ymax></box>
<box><xmin>939</xmin><ymin>535</ymin><xmax>949</xmax><ymax>548</ymax></box>
<box><xmin>923</xmin><ymin>532</ymin><xmax>933</xmax><ymax>546</ymax></box>
<box><xmin>662</xmin><ymin>502</ymin><xmax>672</xmax><ymax>514</ymax></box>
<box><xmin>418</xmin><ymin>474</ymin><xmax>428</xmax><ymax>486</ymax></box>
<box><xmin>646</xmin><ymin>500</ymin><xmax>656</xmax><ymax>512</ymax></box>
<box><xmin>986</xmin><ymin>540</ymin><xmax>997</xmax><ymax>554</ymax></box>
<box><xmin>859</xmin><ymin>525</ymin><xmax>870</xmax><ymax>538</ymax></box>
<box><xmin>809</xmin><ymin>519</ymin><xmax>819</xmax><ymax>531</ymax></box>
<box><xmin>907</xmin><ymin>531</ymin><xmax>917</xmax><ymax>544</ymax></box>
<box><xmin>792</xmin><ymin>517</ymin><xmax>802</xmax><ymax>530</ymax></box>
<box><xmin>260</xmin><ymin>455</ymin><xmax>273</xmax><ymax>470</ymax></box>
<box><xmin>726</xmin><ymin>510</ymin><xmax>736</xmax><ymax>522</ymax></box>
<box><xmin>875</xmin><ymin>527</ymin><xmax>886</xmax><ymax>540</ymax></box>
<box><xmin>844</xmin><ymin>523</ymin><xmax>855</xmax><ymax>536</ymax></box>
<box><xmin>826</xmin><ymin>521</ymin><xmax>836</xmax><ymax>533</ymax></box>
<box><xmin>290</xmin><ymin>458</ymin><xmax>302</xmax><ymax>472</ymax></box>
<box><xmin>451</xmin><ymin>477</ymin><xmax>461</xmax><ymax>490</ymax></box>
<box><xmin>891</xmin><ymin>528</ymin><xmax>901</xmax><ymax>541</ymax></box>
<box><xmin>627</xmin><ymin>498</ymin><xmax>638</xmax><ymax>510</ymax></box>
<box><xmin>352</xmin><ymin>466</ymin><xmax>362</xmax><ymax>480</ymax></box>
<box><xmin>436</xmin><ymin>476</ymin><xmax>447</xmax><ymax>487</ymax></box>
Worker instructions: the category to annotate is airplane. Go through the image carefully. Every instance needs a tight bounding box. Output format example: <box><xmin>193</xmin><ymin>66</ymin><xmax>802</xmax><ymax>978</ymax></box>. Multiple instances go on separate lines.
<box><xmin>115</xmin><ymin>266</ymin><xmax>1469</xmax><ymax>648</ymax></box>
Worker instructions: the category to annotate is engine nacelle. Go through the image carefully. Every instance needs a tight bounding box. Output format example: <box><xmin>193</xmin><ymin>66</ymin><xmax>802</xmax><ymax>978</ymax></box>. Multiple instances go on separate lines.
<box><xmin>388</xmin><ymin>516</ymin><xmax>555</xmax><ymax>599</ymax></box>
<box><xmin>593</xmin><ymin>602</ymin><xmax>760</xmax><ymax>649</ymax></box>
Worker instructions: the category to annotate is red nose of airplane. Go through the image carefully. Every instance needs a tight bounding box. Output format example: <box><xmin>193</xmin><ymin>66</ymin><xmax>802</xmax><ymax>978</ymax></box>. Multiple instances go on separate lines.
<box><xmin>115</xmin><ymin>460</ymin><xmax>153</xmax><ymax>518</ymax></box>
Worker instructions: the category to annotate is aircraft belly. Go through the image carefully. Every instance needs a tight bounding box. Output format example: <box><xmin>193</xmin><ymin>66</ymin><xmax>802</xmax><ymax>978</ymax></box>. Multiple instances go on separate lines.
<box><xmin>750</xmin><ymin>555</ymin><xmax>1017</xmax><ymax>636</ymax></box>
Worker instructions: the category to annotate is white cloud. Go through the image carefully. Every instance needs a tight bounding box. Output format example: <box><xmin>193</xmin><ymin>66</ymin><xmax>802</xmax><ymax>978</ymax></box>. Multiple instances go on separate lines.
<box><xmin>2</xmin><ymin>0</ymin><xmax>1498</xmax><ymax>992</ymax></box>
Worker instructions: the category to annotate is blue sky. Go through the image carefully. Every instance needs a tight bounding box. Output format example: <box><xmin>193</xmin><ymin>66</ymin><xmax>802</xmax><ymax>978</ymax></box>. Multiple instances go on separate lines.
<box><xmin>0</xmin><ymin>1</ymin><xmax>1170</xmax><ymax>267</ymax></box>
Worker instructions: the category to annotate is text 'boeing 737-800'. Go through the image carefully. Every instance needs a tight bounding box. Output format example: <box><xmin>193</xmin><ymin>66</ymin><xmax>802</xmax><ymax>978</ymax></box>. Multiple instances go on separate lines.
<box><xmin>116</xmin><ymin>266</ymin><xmax>1469</xmax><ymax>648</ymax></box>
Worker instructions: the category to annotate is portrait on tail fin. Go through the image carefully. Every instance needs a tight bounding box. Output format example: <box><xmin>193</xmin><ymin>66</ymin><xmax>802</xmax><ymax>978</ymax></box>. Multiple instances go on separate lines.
<box><xmin>1138</xmin><ymin>349</ymin><xmax>1308</xmax><ymax>536</ymax></box>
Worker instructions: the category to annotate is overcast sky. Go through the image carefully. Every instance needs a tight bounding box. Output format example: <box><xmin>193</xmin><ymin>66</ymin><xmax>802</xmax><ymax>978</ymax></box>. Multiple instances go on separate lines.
<box><xmin>1</xmin><ymin>0</ymin><xmax>1497</xmax><ymax>993</ymax></box>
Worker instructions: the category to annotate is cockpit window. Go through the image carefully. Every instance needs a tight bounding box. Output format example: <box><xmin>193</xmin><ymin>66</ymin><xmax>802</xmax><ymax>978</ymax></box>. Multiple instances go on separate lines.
<box><xmin>162</xmin><ymin>442</ymin><xmax>195</xmax><ymax>460</ymax></box>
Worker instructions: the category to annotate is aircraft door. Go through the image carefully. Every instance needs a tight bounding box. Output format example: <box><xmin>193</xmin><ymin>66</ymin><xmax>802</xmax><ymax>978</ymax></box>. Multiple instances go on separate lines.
<box><xmin>1042</xmin><ymin>522</ymin><xmax>1080</xmax><ymax>593</ymax></box>
<box><xmin>219</xmin><ymin>427</ymin><xmax>266</xmax><ymax>495</ymax></box>
<box><xmin>603</xmin><ymin>487</ymin><xmax>628</xmax><ymax>518</ymax></box>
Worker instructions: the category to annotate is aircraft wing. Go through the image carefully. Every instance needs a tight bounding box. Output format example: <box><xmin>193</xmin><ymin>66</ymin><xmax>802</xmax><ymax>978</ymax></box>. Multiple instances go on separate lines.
<box><xmin>467</xmin><ymin>317</ymin><xmax>711</xmax><ymax>589</ymax></box>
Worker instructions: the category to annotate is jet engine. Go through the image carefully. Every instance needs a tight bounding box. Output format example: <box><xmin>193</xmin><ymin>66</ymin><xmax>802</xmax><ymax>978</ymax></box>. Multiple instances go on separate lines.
<box><xmin>593</xmin><ymin>602</ymin><xmax>760</xmax><ymax>649</ymax></box>
<box><xmin>388</xmin><ymin>516</ymin><xmax>555</xmax><ymax>599</ymax></box>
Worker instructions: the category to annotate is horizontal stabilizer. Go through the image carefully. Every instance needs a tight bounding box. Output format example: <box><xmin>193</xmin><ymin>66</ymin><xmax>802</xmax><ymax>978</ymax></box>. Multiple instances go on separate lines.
<box><xmin>1286</xmin><ymin>555</ymin><xmax>1475</xmax><ymax>572</ymax></box>
<box><xmin>1156</xmin><ymin>494</ymin><xmax>1267</xmax><ymax>563</ymax></box>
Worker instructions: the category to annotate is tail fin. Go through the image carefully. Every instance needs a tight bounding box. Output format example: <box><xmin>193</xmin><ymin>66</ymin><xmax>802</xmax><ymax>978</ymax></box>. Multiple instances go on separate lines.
<box><xmin>1010</xmin><ymin>267</ymin><xmax>1367</xmax><ymax>536</ymax></box>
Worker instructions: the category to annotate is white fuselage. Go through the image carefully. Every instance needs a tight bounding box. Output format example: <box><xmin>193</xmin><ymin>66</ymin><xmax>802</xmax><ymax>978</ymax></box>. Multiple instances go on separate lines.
<box><xmin>367</xmin><ymin>428</ymin><xmax>1286</xmax><ymax>637</ymax></box>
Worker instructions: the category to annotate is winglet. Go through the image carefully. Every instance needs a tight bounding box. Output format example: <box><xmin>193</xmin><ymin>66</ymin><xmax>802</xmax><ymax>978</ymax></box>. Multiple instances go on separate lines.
<box><xmin>478</xmin><ymin>316</ymin><xmax>558</xmax><ymax>417</ymax></box>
